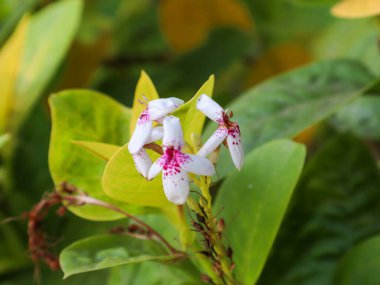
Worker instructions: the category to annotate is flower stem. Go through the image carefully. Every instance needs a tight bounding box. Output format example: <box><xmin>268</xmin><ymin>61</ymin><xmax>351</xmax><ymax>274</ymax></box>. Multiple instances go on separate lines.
<box><xmin>188</xmin><ymin>176</ymin><xmax>236</xmax><ymax>285</ymax></box>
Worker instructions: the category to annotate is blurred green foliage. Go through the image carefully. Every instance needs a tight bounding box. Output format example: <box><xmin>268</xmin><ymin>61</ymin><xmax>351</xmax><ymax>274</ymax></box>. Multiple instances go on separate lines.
<box><xmin>1</xmin><ymin>0</ymin><xmax>380</xmax><ymax>284</ymax></box>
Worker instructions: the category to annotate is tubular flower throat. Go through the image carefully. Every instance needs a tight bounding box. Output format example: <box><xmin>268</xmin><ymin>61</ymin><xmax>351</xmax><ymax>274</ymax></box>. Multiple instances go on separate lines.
<box><xmin>148</xmin><ymin>116</ymin><xmax>215</xmax><ymax>205</ymax></box>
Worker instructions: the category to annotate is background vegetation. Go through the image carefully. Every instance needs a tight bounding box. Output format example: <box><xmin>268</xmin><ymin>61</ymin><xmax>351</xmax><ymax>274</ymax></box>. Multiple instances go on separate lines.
<box><xmin>0</xmin><ymin>0</ymin><xmax>380</xmax><ymax>284</ymax></box>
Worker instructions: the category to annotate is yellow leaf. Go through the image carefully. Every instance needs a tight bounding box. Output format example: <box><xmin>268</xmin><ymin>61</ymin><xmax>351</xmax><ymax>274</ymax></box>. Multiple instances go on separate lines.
<box><xmin>159</xmin><ymin>0</ymin><xmax>253</xmax><ymax>53</ymax></box>
<box><xmin>72</xmin><ymin>141</ymin><xmax>120</xmax><ymax>161</ymax></box>
<box><xmin>0</xmin><ymin>16</ymin><xmax>29</xmax><ymax>134</ymax></box>
<box><xmin>102</xmin><ymin>143</ymin><xmax>172</xmax><ymax>208</ymax></box>
<box><xmin>293</xmin><ymin>125</ymin><xmax>319</xmax><ymax>145</ymax></box>
<box><xmin>331</xmin><ymin>0</ymin><xmax>380</xmax><ymax>19</ymax></box>
<box><xmin>130</xmin><ymin>71</ymin><xmax>160</xmax><ymax>136</ymax></box>
<box><xmin>245</xmin><ymin>43</ymin><xmax>311</xmax><ymax>87</ymax></box>
<box><xmin>172</xmin><ymin>75</ymin><xmax>215</xmax><ymax>147</ymax></box>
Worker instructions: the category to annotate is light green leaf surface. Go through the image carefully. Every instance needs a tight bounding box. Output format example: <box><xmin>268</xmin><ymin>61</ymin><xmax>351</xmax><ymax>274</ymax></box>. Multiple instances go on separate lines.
<box><xmin>331</xmin><ymin>96</ymin><xmax>380</xmax><ymax>139</ymax></box>
<box><xmin>130</xmin><ymin>71</ymin><xmax>160</xmax><ymax>136</ymax></box>
<box><xmin>14</xmin><ymin>0</ymin><xmax>82</xmax><ymax>129</ymax></box>
<box><xmin>60</xmin><ymin>234</ymin><xmax>171</xmax><ymax>278</ymax></box>
<box><xmin>72</xmin><ymin>141</ymin><xmax>120</xmax><ymax>161</ymax></box>
<box><xmin>102</xmin><ymin>144</ymin><xmax>172</xmax><ymax>208</ymax></box>
<box><xmin>208</xmin><ymin>60</ymin><xmax>374</xmax><ymax>178</ymax></box>
<box><xmin>0</xmin><ymin>133</ymin><xmax>10</xmax><ymax>150</ymax></box>
<box><xmin>172</xmin><ymin>75</ymin><xmax>214</xmax><ymax>146</ymax></box>
<box><xmin>215</xmin><ymin>139</ymin><xmax>306</xmax><ymax>285</ymax></box>
<box><xmin>49</xmin><ymin>89</ymin><xmax>143</xmax><ymax>221</ymax></box>
<box><xmin>334</xmin><ymin>235</ymin><xmax>380</xmax><ymax>285</ymax></box>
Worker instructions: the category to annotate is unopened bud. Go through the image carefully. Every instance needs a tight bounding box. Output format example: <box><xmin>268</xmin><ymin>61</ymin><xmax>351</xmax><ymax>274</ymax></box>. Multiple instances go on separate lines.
<box><xmin>200</xmin><ymin>273</ymin><xmax>212</xmax><ymax>283</ymax></box>
<box><xmin>217</xmin><ymin>218</ymin><xmax>225</xmax><ymax>233</ymax></box>
<box><xmin>187</xmin><ymin>197</ymin><xmax>202</xmax><ymax>214</ymax></box>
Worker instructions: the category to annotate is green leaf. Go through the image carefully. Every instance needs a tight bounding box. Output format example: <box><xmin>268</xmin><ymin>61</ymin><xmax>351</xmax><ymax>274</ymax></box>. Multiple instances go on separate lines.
<box><xmin>312</xmin><ymin>19</ymin><xmax>380</xmax><ymax>76</ymax></box>
<box><xmin>334</xmin><ymin>235</ymin><xmax>380</xmax><ymax>285</ymax></box>
<box><xmin>172</xmin><ymin>75</ymin><xmax>214</xmax><ymax>146</ymax></box>
<box><xmin>130</xmin><ymin>71</ymin><xmax>160</xmax><ymax>136</ymax></box>
<box><xmin>49</xmin><ymin>89</ymin><xmax>143</xmax><ymax>221</ymax></box>
<box><xmin>257</xmin><ymin>135</ymin><xmax>380</xmax><ymax>285</ymax></box>
<box><xmin>13</xmin><ymin>0</ymin><xmax>82</xmax><ymax>129</ymax></box>
<box><xmin>330</xmin><ymin>97</ymin><xmax>380</xmax><ymax>139</ymax></box>
<box><xmin>215</xmin><ymin>139</ymin><xmax>306</xmax><ymax>285</ymax></box>
<box><xmin>107</xmin><ymin>262</ymin><xmax>200</xmax><ymax>285</ymax></box>
<box><xmin>72</xmin><ymin>141</ymin><xmax>120</xmax><ymax>161</ymax></box>
<box><xmin>60</xmin><ymin>234</ymin><xmax>171</xmax><ymax>278</ymax></box>
<box><xmin>209</xmin><ymin>59</ymin><xmax>374</xmax><ymax>178</ymax></box>
<box><xmin>0</xmin><ymin>133</ymin><xmax>10</xmax><ymax>150</ymax></box>
<box><xmin>102</xmin><ymin>144</ymin><xmax>172</xmax><ymax>208</ymax></box>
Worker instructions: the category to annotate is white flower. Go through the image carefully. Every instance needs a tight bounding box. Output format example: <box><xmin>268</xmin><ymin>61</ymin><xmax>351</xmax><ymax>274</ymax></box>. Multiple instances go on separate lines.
<box><xmin>128</xmin><ymin>98</ymin><xmax>184</xmax><ymax>154</ymax></box>
<box><xmin>148</xmin><ymin>116</ymin><xmax>215</xmax><ymax>205</ymax></box>
<box><xmin>131</xmin><ymin>126</ymin><xmax>163</xmax><ymax>178</ymax></box>
<box><xmin>196</xmin><ymin>94</ymin><xmax>244</xmax><ymax>170</ymax></box>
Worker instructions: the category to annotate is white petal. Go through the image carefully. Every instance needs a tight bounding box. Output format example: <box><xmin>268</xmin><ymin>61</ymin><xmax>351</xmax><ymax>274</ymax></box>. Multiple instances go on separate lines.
<box><xmin>197</xmin><ymin>127</ymin><xmax>228</xmax><ymax>157</ymax></box>
<box><xmin>146</xmin><ymin>126</ymin><xmax>163</xmax><ymax>144</ymax></box>
<box><xmin>196</xmin><ymin>94</ymin><xmax>224</xmax><ymax>122</ymax></box>
<box><xmin>148</xmin><ymin>159</ymin><xmax>163</xmax><ymax>180</ymax></box>
<box><xmin>162</xmin><ymin>169</ymin><xmax>189</xmax><ymax>205</ymax></box>
<box><xmin>162</xmin><ymin>116</ymin><xmax>184</xmax><ymax>149</ymax></box>
<box><xmin>149</xmin><ymin>98</ymin><xmax>184</xmax><ymax>121</ymax></box>
<box><xmin>132</xmin><ymin>149</ymin><xmax>152</xmax><ymax>178</ymax></box>
<box><xmin>181</xmin><ymin>154</ymin><xmax>215</xmax><ymax>176</ymax></box>
<box><xmin>226</xmin><ymin>126</ymin><xmax>244</xmax><ymax>171</ymax></box>
<box><xmin>128</xmin><ymin>110</ymin><xmax>153</xmax><ymax>154</ymax></box>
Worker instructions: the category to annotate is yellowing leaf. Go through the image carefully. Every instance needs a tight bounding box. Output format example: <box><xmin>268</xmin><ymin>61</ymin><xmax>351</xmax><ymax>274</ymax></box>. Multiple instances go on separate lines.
<box><xmin>102</xmin><ymin>144</ymin><xmax>172</xmax><ymax>208</ymax></box>
<box><xmin>72</xmin><ymin>141</ymin><xmax>120</xmax><ymax>161</ymax></box>
<box><xmin>332</xmin><ymin>0</ymin><xmax>380</xmax><ymax>19</ymax></box>
<box><xmin>130</xmin><ymin>71</ymin><xmax>160</xmax><ymax>136</ymax></box>
<box><xmin>159</xmin><ymin>0</ymin><xmax>253</xmax><ymax>53</ymax></box>
<box><xmin>172</xmin><ymin>75</ymin><xmax>214</xmax><ymax>147</ymax></box>
<box><xmin>292</xmin><ymin>124</ymin><xmax>319</xmax><ymax>145</ymax></box>
<box><xmin>0</xmin><ymin>16</ymin><xmax>29</xmax><ymax>134</ymax></box>
<box><xmin>245</xmin><ymin>43</ymin><xmax>311</xmax><ymax>87</ymax></box>
<box><xmin>15</xmin><ymin>0</ymin><xmax>82</xmax><ymax>129</ymax></box>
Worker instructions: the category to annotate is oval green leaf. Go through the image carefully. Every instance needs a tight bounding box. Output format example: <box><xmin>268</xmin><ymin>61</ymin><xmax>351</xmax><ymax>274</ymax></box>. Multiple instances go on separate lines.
<box><xmin>49</xmin><ymin>89</ymin><xmax>142</xmax><ymax>221</ymax></box>
<box><xmin>331</xmin><ymin>96</ymin><xmax>380</xmax><ymax>139</ymax></box>
<box><xmin>214</xmin><ymin>139</ymin><xmax>306</xmax><ymax>285</ymax></box>
<box><xmin>60</xmin><ymin>234</ymin><xmax>171</xmax><ymax>278</ymax></box>
<box><xmin>334</xmin><ymin>235</ymin><xmax>380</xmax><ymax>285</ymax></box>
<box><xmin>208</xmin><ymin>60</ymin><xmax>374</xmax><ymax>178</ymax></box>
<box><xmin>102</xmin><ymin>143</ymin><xmax>172</xmax><ymax>208</ymax></box>
<box><xmin>72</xmin><ymin>141</ymin><xmax>120</xmax><ymax>161</ymax></box>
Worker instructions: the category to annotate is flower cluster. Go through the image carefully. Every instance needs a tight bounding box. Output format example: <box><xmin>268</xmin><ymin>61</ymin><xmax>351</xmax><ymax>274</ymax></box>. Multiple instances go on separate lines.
<box><xmin>128</xmin><ymin>94</ymin><xmax>243</xmax><ymax>205</ymax></box>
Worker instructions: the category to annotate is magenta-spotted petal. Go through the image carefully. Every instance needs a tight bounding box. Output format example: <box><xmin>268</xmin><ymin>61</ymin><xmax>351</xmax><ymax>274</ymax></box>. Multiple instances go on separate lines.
<box><xmin>197</xmin><ymin>127</ymin><xmax>228</xmax><ymax>157</ymax></box>
<box><xmin>128</xmin><ymin>109</ymin><xmax>153</xmax><ymax>154</ymax></box>
<box><xmin>226</xmin><ymin>126</ymin><xmax>244</xmax><ymax>171</ymax></box>
<box><xmin>162</xmin><ymin>116</ymin><xmax>184</xmax><ymax>149</ymax></box>
<box><xmin>149</xmin><ymin>98</ymin><xmax>184</xmax><ymax>121</ymax></box>
<box><xmin>132</xmin><ymin>149</ymin><xmax>152</xmax><ymax>178</ymax></box>
<box><xmin>181</xmin><ymin>154</ymin><xmax>215</xmax><ymax>176</ymax></box>
<box><xmin>146</xmin><ymin>126</ymin><xmax>163</xmax><ymax>144</ymax></box>
<box><xmin>148</xmin><ymin>158</ymin><xmax>164</xmax><ymax>180</ymax></box>
<box><xmin>196</xmin><ymin>94</ymin><xmax>224</xmax><ymax>122</ymax></box>
<box><xmin>162</xmin><ymin>169</ymin><xmax>189</xmax><ymax>205</ymax></box>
